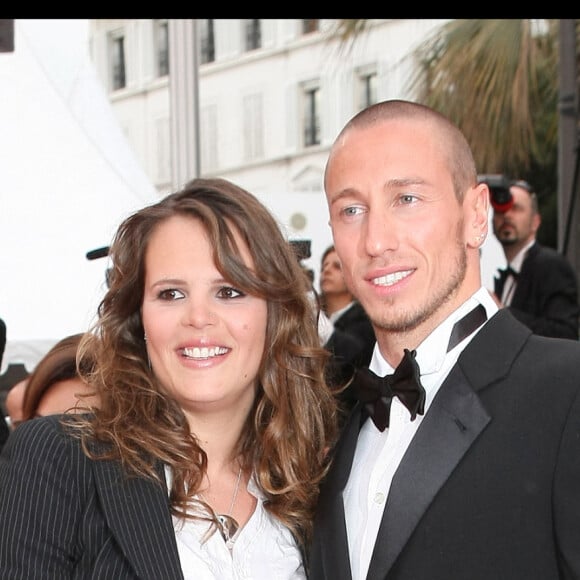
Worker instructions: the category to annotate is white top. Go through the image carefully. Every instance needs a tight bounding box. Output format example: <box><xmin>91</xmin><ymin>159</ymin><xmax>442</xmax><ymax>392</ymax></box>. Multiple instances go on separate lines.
<box><xmin>343</xmin><ymin>287</ymin><xmax>498</xmax><ymax>580</ymax></box>
<box><xmin>166</xmin><ymin>468</ymin><xmax>306</xmax><ymax>580</ymax></box>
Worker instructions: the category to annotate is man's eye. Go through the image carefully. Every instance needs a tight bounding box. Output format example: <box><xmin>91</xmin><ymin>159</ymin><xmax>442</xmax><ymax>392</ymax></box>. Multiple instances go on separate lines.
<box><xmin>342</xmin><ymin>206</ymin><xmax>363</xmax><ymax>217</ymax></box>
<box><xmin>400</xmin><ymin>194</ymin><xmax>417</xmax><ymax>204</ymax></box>
<box><xmin>217</xmin><ymin>286</ymin><xmax>244</xmax><ymax>299</ymax></box>
<box><xmin>158</xmin><ymin>288</ymin><xmax>185</xmax><ymax>301</ymax></box>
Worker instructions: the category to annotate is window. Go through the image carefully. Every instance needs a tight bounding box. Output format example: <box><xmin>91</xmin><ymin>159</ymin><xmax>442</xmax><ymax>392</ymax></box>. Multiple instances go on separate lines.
<box><xmin>303</xmin><ymin>84</ymin><xmax>321</xmax><ymax>147</ymax></box>
<box><xmin>302</xmin><ymin>20</ymin><xmax>319</xmax><ymax>34</ymax></box>
<box><xmin>244</xmin><ymin>19</ymin><xmax>261</xmax><ymax>51</ymax></box>
<box><xmin>358</xmin><ymin>69</ymin><xmax>378</xmax><ymax>110</ymax></box>
<box><xmin>243</xmin><ymin>93</ymin><xmax>264</xmax><ymax>161</ymax></box>
<box><xmin>109</xmin><ymin>32</ymin><xmax>126</xmax><ymax>91</ymax></box>
<box><xmin>199</xmin><ymin>19</ymin><xmax>215</xmax><ymax>64</ymax></box>
<box><xmin>155</xmin><ymin>20</ymin><xmax>169</xmax><ymax>77</ymax></box>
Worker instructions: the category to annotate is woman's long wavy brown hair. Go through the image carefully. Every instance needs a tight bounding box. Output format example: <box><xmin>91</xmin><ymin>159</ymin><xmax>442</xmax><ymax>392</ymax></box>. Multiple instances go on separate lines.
<box><xmin>69</xmin><ymin>177</ymin><xmax>339</xmax><ymax>548</ymax></box>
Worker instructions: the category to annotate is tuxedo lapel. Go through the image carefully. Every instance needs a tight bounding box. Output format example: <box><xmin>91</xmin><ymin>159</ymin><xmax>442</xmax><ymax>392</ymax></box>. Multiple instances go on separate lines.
<box><xmin>366</xmin><ymin>309</ymin><xmax>529</xmax><ymax>578</ymax></box>
<box><xmin>92</xmin><ymin>458</ymin><xmax>184</xmax><ymax>579</ymax></box>
<box><xmin>366</xmin><ymin>360</ymin><xmax>491</xmax><ymax>578</ymax></box>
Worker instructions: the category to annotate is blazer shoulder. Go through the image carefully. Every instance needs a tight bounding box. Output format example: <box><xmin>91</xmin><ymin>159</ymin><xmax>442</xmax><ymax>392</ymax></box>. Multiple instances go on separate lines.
<box><xmin>2</xmin><ymin>414</ymin><xmax>87</xmax><ymax>472</ymax></box>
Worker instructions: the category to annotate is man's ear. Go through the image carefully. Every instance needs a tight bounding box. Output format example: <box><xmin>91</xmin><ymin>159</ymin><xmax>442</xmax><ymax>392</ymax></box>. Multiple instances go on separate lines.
<box><xmin>465</xmin><ymin>183</ymin><xmax>490</xmax><ymax>248</ymax></box>
<box><xmin>532</xmin><ymin>212</ymin><xmax>541</xmax><ymax>234</ymax></box>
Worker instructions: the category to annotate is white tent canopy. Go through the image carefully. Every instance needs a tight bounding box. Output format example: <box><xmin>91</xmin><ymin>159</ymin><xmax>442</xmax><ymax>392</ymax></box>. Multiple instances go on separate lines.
<box><xmin>0</xmin><ymin>20</ymin><xmax>159</xmax><ymax>372</ymax></box>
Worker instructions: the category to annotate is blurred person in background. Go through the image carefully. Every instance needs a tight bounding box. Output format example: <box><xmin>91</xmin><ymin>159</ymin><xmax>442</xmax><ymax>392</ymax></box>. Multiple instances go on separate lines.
<box><xmin>320</xmin><ymin>245</ymin><xmax>376</xmax><ymax>366</ymax></box>
<box><xmin>0</xmin><ymin>177</ymin><xmax>338</xmax><ymax>579</ymax></box>
<box><xmin>0</xmin><ymin>318</ymin><xmax>10</xmax><ymax>449</ymax></box>
<box><xmin>4</xmin><ymin>333</ymin><xmax>97</xmax><ymax>430</ymax></box>
<box><xmin>0</xmin><ymin>317</ymin><xmax>5</xmax><ymax>368</ymax></box>
<box><xmin>492</xmin><ymin>179</ymin><xmax>579</xmax><ymax>339</ymax></box>
<box><xmin>319</xmin><ymin>245</ymin><xmax>376</xmax><ymax>417</ymax></box>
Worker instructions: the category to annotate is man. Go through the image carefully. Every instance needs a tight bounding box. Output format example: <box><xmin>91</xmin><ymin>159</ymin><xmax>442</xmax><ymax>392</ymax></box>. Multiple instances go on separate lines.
<box><xmin>492</xmin><ymin>179</ymin><xmax>579</xmax><ymax>339</ymax></box>
<box><xmin>320</xmin><ymin>244</ymin><xmax>376</xmax><ymax>366</ymax></box>
<box><xmin>309</xmin><ymin>100</ymin><xmax>580</xmax><ymax>579</ymax></box>
<box><xmin>319</xmin><ymin>245</ymin><xmax>376</xmax><ymax>401</ymax></box>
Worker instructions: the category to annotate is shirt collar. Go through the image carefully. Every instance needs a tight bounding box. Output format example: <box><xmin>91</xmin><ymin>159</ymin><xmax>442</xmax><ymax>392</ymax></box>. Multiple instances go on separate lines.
<box><xmin>371</xmin><ymin>287</ymin><xmax>497</xmax><ymax>377</ymax></box>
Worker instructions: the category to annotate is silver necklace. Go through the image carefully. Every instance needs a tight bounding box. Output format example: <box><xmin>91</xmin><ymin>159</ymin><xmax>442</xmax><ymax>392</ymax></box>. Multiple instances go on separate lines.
<box><xmin>213</xmin><ymin>467</ymin><xmax>243</xmax><ymax>546</ymax></box>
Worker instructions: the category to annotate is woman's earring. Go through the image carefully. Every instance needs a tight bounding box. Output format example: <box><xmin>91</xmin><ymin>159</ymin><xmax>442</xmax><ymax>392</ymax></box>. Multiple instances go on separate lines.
<box><xmin>144</xmin><ymin>334</ymin><xmax>151</xmax><ymax>369</ymax></box>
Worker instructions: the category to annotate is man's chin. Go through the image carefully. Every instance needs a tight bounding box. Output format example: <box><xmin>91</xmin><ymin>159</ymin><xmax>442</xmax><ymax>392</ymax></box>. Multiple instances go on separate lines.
<box><xmin>500</xmin><ymin>238</ymin><xmax>517</xmax><ymax>246</ymax></box>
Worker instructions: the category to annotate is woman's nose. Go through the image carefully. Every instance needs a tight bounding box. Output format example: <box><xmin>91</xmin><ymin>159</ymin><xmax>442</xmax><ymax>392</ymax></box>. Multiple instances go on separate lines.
<box><xmin>183</xmin><ymin>299</ymin><xmax>217</xmax><ymax>328</ymax></box>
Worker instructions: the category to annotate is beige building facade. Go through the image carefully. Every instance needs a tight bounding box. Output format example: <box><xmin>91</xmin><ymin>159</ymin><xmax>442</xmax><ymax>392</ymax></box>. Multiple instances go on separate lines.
<box><xmin>89</xmin><ymin>19</ymin><xmax>447</xmax><ymax>198</ymax></box>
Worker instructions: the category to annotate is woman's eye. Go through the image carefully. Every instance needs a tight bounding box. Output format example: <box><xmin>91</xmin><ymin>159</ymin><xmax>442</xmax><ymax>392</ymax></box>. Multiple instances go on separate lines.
<box><xmin>217</xmin><ymin>286</ymin><xmax>244</xmax><ymax>299</ymax></box>
<box><xmin>158</xmin><ymin>288</ymin><xmax>185</xmax><ymax>301</ymax></box>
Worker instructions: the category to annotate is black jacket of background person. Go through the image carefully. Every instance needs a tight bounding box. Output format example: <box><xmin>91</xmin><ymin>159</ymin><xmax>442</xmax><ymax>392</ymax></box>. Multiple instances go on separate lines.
<box><xmin>494</xmin><ymin>241</ymin><xmax>580</xmax><ymax>339</ymax></box>
<box><xmin>324</xmin><ymin>302</ymin><xmax>376</xmax><ymax>416</ymax></box>
<box><xmin>0</xmin><ymin>318</ymin><xmax>5</xmax><ymax>368</ymax></box>
<box><xmin>332</xmin><ymin>301</ymin><xmax>376</xmax><ymax>366</ymax></box>
<box><xmin>0</xmin><ymin>319</ymin><xmax>9</xmax><ymax>451</ymax></box>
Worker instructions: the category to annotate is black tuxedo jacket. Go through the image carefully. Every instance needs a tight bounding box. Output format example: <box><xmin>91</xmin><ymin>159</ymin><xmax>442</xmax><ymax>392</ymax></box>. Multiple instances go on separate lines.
<box><xmin>0</xmin><ymin>317</ymin><xmax>5</xmax><ymax>368</ymax></box>
<box><xmin>494</xmin><ymin>242</ymin><xmax>579</xmax><ymax>339</ymax></box>
<box><xmin>0</xmin><ymin>415</ymin><xmax>185</xmax><ymax>579</ymax></box>
<box><xmin>324</xmin><ymin>302</ymin><xmax>376</xmax><ymax>417</ymax></box>
<box><xmin>332</xmin><ymin>301</ymin><xmax>376</xmax><ymax>367</ymax></box>
<box><xmin>309</xmin><ymin>309</ymin><xmax>580</xmax><ymax>580</ymax></box>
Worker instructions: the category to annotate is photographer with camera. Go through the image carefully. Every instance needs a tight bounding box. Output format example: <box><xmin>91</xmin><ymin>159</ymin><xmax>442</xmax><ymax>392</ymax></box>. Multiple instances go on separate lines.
<box><xmin>485</xmin><ymin>176</ymin><xmax>580</xmax><ymax>339</ymax></box>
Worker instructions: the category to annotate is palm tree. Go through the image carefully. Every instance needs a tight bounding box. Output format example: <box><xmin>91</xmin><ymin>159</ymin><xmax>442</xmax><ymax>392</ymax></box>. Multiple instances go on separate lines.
<box><xmin>409</xmin><ymin>20</ymin><xmax>558</xmax><ymax>174</ymax></box>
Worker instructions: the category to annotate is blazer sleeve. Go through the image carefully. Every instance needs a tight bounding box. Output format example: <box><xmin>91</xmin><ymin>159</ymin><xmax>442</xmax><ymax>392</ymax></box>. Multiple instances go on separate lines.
<box><xmin>0</xmin><ymin>416</ymin><xmax>90</xmax><ymax>578</ymax></box>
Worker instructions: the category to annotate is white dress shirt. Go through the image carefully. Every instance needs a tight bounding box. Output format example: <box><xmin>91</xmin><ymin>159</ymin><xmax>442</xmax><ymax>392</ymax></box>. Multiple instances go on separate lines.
<box><xmin>166</xmin><ymin>469</ymin><xmax>306</xmax><ymax>580</ymax></box>
<box><xmin>343</xmin><ymin>287</ymin><xmax>498</xmax><ymax>580</ymax></box>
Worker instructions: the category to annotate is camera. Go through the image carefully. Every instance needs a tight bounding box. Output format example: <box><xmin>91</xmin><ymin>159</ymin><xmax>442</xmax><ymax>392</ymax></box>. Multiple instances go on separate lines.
<box><xmin>478</xmin><ymin>174</ymin><xmax>514</xmax><ymax>212</ymax></box>
<box><xmin>290</xmin><ymin>239</ymin><xmax>314</xmax><ymax>284</ymax></box>
<box><xmin>289</xmin><ymin>239</ymin><xmax>311</xmax><ymax>262</ymax></box>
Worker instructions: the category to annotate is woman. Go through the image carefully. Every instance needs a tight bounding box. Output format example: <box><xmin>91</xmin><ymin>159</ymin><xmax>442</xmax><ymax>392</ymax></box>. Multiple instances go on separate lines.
<box><xmin>0</xmin><ymin>178</ymin><xmax>338</xmax><ymax>579</ymax></box>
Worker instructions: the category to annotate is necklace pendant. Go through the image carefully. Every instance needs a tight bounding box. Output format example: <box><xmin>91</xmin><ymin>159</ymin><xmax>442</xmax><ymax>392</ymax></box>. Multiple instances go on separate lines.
<box><xmin>216</xmin><ymin>514</ymin><xmax>240</xmax><ymax>544</ymax></box>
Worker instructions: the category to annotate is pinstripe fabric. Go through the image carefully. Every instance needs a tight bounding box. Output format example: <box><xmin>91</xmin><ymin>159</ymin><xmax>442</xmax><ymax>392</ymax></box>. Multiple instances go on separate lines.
<box><xmin>0</xmin><ymin>415</ymin><xmax>185</xmax><ymax>579</ymax></box>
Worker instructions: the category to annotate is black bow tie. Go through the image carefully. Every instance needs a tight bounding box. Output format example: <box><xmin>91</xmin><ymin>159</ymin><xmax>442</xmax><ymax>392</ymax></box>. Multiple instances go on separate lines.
<box><xmin>496</xmin><ymin>265</ymin><xmax>519</xmax><ymax>286</ymax></box>
<box><xmin>355</xmin><ymin>349</ymin><xmax>425</xmax><ymax>432</ymax></box>
<box><xmin>495</xmin><ymin>266</ymin><xmax>518</xmax><ymax>298</ymax></box>
<box><xmin>355</xmin><ymin>304</ymin><xmax>487</xmax><ymax>432</ymax></box>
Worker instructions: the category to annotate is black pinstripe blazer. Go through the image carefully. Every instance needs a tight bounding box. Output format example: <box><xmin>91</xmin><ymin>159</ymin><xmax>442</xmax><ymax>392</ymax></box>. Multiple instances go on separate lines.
<box><xmin>0</xmin><ymin>415</ymin><xmax>184</xmax><ymax>579</ymax></box>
